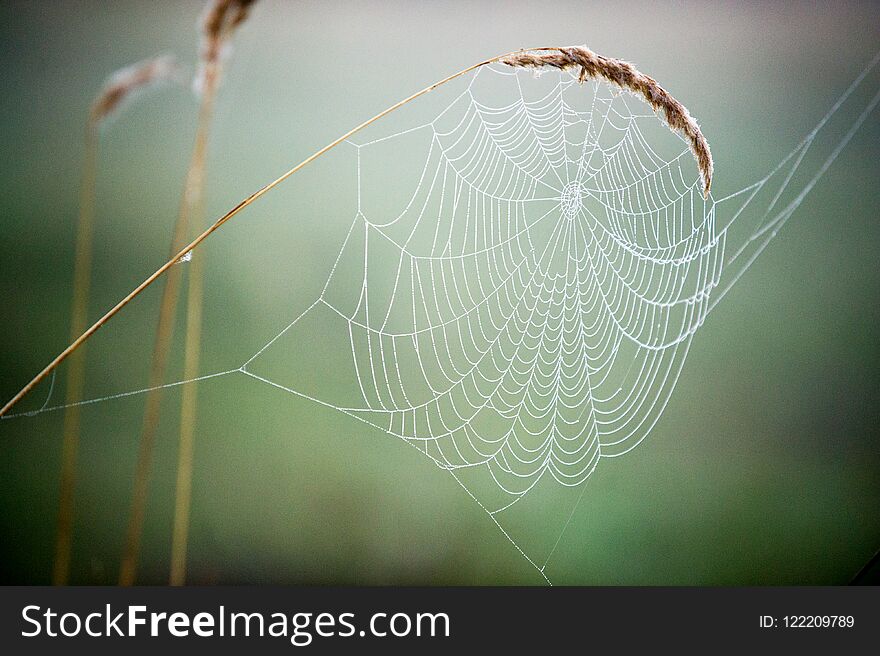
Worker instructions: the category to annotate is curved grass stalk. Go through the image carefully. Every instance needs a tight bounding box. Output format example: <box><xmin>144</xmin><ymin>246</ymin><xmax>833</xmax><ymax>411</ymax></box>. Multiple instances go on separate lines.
<box><xmin>0</xmin><ymin>46</ymin><xmax>712</xmax><ymax>427</ymax></box>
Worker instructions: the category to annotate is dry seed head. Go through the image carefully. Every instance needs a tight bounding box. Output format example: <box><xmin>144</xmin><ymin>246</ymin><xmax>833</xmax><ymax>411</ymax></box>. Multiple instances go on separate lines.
<box><xmin>90</xmin><ymin>55</ymin><xmax>178</xmax><ymax>125</ymax></box>
<box><xmin>501</xmin><ymin>46</ymin><xmax>713</xmax><ymax>198</ymax></box>
<box><xmin>194</xmin><ymin>0</ymin><xmax>257</xmax><ymax>95</ymax></box>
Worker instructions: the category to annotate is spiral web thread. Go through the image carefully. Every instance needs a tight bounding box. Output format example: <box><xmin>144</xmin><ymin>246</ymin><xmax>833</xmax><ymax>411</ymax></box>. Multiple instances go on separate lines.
<box><xmin>5</xmin><ymin>56</ymin><xmax>879</xmax><ymax>583</ymax></box>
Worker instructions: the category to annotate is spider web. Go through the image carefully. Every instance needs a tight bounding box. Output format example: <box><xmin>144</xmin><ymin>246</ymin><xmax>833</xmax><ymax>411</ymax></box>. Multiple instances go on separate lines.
<box><xmin>5</xmin><ymin>54</ymin><xmax>880</xmax><ymax>584</ymax></box>
<box><xmin>259</xmin><ymin>69</ymin><xmax>716</xmax><ymax>491</ymax></box>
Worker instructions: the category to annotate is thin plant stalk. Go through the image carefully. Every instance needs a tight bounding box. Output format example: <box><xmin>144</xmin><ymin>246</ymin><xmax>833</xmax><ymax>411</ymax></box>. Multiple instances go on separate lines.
<box><xmin>52</xmin><ymin>122</ymin><xmax>98</xmax><ymax>586</ymax></box>
<box><xmin>51</xmin><ymin>57</ymin><xmax>176</xmax><ymax>585</ymax></box>
<box><xmin>119</xmin><ymin>0</ymin><xmax>255</xmax><ymax>587</ymax></box>
<box><xmin>169</xmin><ymin>73</ymin><xmax>218</xmax><ymax>588</ymax></box>
<box><xmin>0</xmin><ymin>46</ymin><xmax>713</xmax><ymax>421</ymax></box>
<box><xmin>117</xmin><ymin>92</ymin><xmax>214</xmax><ymax>587</ymax></box>
<box><xmin>168</xmin><ymin>235</ymin><xmax>205</xmax><ymax>586</ymax></box>
<box><xmin>170</xmin><ymin>0</ymin><xmax>255</xmax><ymax>586</ymax></box>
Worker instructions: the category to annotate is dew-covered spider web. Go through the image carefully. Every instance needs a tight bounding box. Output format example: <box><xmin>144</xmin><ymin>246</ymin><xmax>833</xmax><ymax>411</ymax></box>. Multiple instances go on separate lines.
<box><xmin>5</xmin><ymin>52</ymin><xmax>880</xmax><ymax>584</ymax></box>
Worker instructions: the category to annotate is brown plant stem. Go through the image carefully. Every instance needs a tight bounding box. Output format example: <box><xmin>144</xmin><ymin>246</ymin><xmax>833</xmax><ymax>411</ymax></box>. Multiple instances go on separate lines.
<box><xmin>117</xmin><ymin>84</ymin><xmax>217</xmax><ymax>588</ymax></box>
<box><xmin>168</xmin><ymin>71</ymin><xmax>218</xmax><ymax>588</ymax></box>
<box><xmin>168</xmin><ymin>240</ymin><xmax>205</xmax><ymax>586</ymax></box>
<box><xmin>120</xmin><ymin>0</ymin><xmax>254</xmax><ymax>587</ymax></box>
<box><xmin>51</xmin><ymin>56</ymin><xmax>177</xmax><ymax>585</ymax></box>
<box><xmin>116</xmin><ymin>200</ymin><xmax>186</xmax><ymax>586</ymax></box>
<box><xmin>0</xmin><ymin>46</ymin><xmax>713</xmax><ymax>421</ymax></box>
<box><xmin>52</xmin><ymin>122</ymin><xmax>98</xmax><ymax>586</ymax></box>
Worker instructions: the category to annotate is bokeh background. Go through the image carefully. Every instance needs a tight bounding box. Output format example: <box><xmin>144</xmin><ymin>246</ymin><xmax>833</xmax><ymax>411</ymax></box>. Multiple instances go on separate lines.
<box><xmin>0</xmin><ymin>0</ymin><xmax>878</xmax><ymax>585</ymax></box>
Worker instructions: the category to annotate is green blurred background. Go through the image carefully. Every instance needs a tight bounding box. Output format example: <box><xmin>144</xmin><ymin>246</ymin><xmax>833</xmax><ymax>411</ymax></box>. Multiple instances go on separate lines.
<box><xmin>0</xmin><ymin>0</ymin><xmax>878</xmax><ymax>585</ymax></box>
